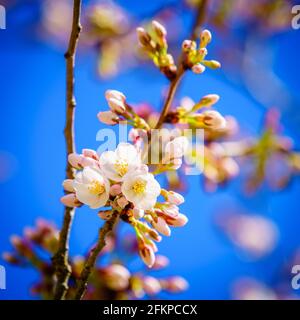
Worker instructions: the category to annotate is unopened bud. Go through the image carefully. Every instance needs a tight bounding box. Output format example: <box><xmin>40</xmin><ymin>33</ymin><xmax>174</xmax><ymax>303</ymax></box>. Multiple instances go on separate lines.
<box><xmin>166</xmin><ymin>276</ymin><xmax>189</xmax><ymax>292</ymax></box>
<box><xmin>97</xmin><ymin>111</ymin><xmax>119</xmax><ymax>125</ymax></box>
<box><xmin>61</xmin><ymin>194</ymin><xmax>82</xmax><ymax>208</ymax></box>
<box><xmin>110</xmin><ymin>184</ymin><xmax>122</xmax><ymax>196</ymax></box>
<box><xmin>182</xmin><ymin>40</ymin><xmax>196</xmax><ymax>52</ymax></box>
<box><xmin>152</xmin><ymin>20</ymin><xmax>167</xmax><ymax>37</ymax></box>
<box><xmin>198</xmin><ymin>94</ymin><xmax>220</xmax><ymax>108</ymax></box>
<box><xmin>136</xmin><ymin>27</ymin><xmax>151</xmax><ymax>46</ymax></box>
<box><xmin>152</xmin><ymin>255</ymin><xmax>170</xmax><ymax>270</ymax></box>
<box><xmin>200</xmin><ymin>29</ymin><xmax>212</xmax><ymax>48</ymax></box>
<box><xmin>82</xmin><ymin>149</ymin><xmax>99</xmax><ymax>160</ymax></box>
<box><xmin>117</xmin><ymin>196</ymin><xmax>129</xmax><ymax>209</ymax></box>
<box><xmin>203</xmin><ymin>60</ymin><xmax>221</xmax><ymax>69</ymax></box>
<box><xmin>139</xmin><ymin>244</ymin><xmax>156</xmax><ymax>268</ymax></box>
<box><xmin>167</xmin><ymin>213</ymin><xmax>188</xmax><ymax>227</ymax></box>
<box><xmin>152</xmin><ymin>217</ymin><xmax>171</xmax><ymax>237</ymax></box>
<box><xmin>104</xmin><ymin>264</ymin><xmax>131</xmax><ymax>291</ymax></box>
<box><xmin>143</xmin><ymin>276</ymin><xmax>161</xmax><ymax>296</ymax></box>
<box><xmin>202</xmin><ymin>110</ymin><xmax>227</xmax><ymax>130</ymax></box>
<box><xmin>166</xmin><ymin>191</ymin><xmax>185</xmax><ymax>205</ymax></box>
<box><xmin>192</xmin><ymin>63</ymin><xmax>206</xmax><ymax>74</ymax></box>
<box><xmin>62</xmin><ymin>179</ymin><xmax>75</xmax><ymax>192</ymax></box>
<box><xmin>105</xmin><ymin>90</ymin><xmax>126</xmax><ymax>102</ymax></box>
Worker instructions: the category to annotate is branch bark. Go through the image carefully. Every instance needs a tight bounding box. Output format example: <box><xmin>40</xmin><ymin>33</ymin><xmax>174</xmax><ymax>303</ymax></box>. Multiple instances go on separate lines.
<box><xmin>52</xmin><ymin>0</ymin><xmax>82</xmax><ymax>300</ymax></box>
<box><xmin>74</xmin><ymin>211</ymin><xmax>119</xmax><ymax>300</ymax></box>
<box><xmin>155</xmin><ymin>0</ymin><xmax>209</xmax><ymax>129</ymax></box>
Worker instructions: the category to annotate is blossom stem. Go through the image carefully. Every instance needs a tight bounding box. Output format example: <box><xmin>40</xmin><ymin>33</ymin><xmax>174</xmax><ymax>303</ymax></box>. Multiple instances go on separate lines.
<box><xmin>74</xmin><ymin>211</ymin><xmax>119</xmax><ymax>300</ymax></box>
<box><xmin>52</xmin><ymin>0</ymin><xmax>82</xmax><ymax>300</ymax></box>
<box><xmin>155</xmin><ymin>0</ymin><xmax>209</xmax><ymax>129</ymax></box>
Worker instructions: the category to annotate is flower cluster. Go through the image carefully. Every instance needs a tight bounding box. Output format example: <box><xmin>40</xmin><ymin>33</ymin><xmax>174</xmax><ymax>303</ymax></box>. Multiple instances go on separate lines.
<box><xmin>166</xmin><ymin>94</ymin><xmax>227</xmax><ymax>131</ymax></box>
<box><xmin>137</xmin><ymin>20</ymin><xmax>177</xmax><ymax>79</ymax></box>
<box><xmin>182</xmin><ymin>29</ymin><xmax>221</xmax><ymax>74</ymax></box>
<box><xmin>61</xmin><ymin>141</ymin><xmax>187</xmax><ymax>267</ymax></box>
<box><xmin>98</xmin><ymin>90</ymin><xmax>149</xmax><ymax>130</ymax></box>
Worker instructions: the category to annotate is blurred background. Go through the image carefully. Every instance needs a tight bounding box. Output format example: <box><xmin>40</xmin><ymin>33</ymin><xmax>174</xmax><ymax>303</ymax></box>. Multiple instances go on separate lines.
<box><xmin>0</xmin><ymin>0</ymin><xmax>300</xmax><ymax>299</ymax></box>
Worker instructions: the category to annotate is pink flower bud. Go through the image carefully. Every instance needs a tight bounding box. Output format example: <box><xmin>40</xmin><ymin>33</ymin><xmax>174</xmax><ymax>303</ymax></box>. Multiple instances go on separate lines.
<box><xmin>24</xmin><ymin>227</ymin><xmax>35</xmax><ymax>240</ymax></box>
<box><xmin>10</xmin><ymin>235</ymin><xmax>22</xmax><ymax>247</ymax></box>
<box><xmin>192</xmin><ymin>64</ymin><xmax>206</xmax><ymax>74</ymax></box>
<box><xmin>152</xmin><ymin>255</ymin><xmax>170</xmax><ymax>270</ymax></box>
<box><xmin>164</xmin><ymin>136</ymin><xmax>189</xmax><ymax>160</ymax></box>
<box><xmin>68</xmin><ymin>153</ymin><xmax>98</xmax><ymax>169</ymax></box>
<box><xmin>159</xmin><ymin>204</ymin><xmax>179</xmax><ymax>218</ymax></box>
<box><xmin>117</xmin><ymin>196</ymin><xmax>129</xmax><ymax>209</ymax></box>
<box><xmin>152</xmin><ymin>217</ymin><xmax>171</xmax><ymax>237</ymax></box>
<box><xmin>202</xmin><ymin>110</ymin><xmax>227</xmax><ymax>130</ymax></box>
<box><xmin>107</xmin><ymin>97</ymin><xmax>126</xmax><ymax>114</ymax></box>
<box><xmin>139</xmin><ymin>244</ymin><xmax>156</xmax><ymax>268</ymax></box>
<box><xmin>167</xmin><ymin>213</ymin><xmax>188</xmax><ymax>227</ymax></box>
<box><xmin>110</xmin><ymin>184</ymin><xmax>122</xmax><ymax>196</ymax></box>
<box><xmin>182</xmin><ymin>40</ymin><xmax>196</xmax><ymax>52</ymax></box>
<box><xmin>152</xmin><ymin>20</ymin><xmax>167</xmax><ymax>37</ymax></box>
<box><xmin>82</xmin><ymin>149</ymin><xmax>99</xmax><ymax>160</ymax></box>
<box><xmin>199</xmin><ymin>94</ymin><xmax>220</xmax><ymax>107</ymax></box>
<box><xmin>98</xmin><ymin>210</ymin><xmax>113</xmax><ymax>220</ymax></box>
<box><xmin>60</xmin><ymin>194</ymin><xmax>81</xmax><ymax>208</ymax></box>
<box><xmin>167</xmin><ymin>191</ymin><xmax>184</xmax><ymax>205</ymax></box>
<box><xmin>198</xmin><ymin>47</ymin><xmax>208</xmax><ymax>60</ymax></box>
<box><xmin>148</xmin><ymin>229</ymin><xmax>162</xmax><ymax>242</ymax></box>
<box><xmin>81</xmin><ymin>156</ymin><xmax>98</xmax><ymax>168</ymax></box>
<box><xmin>149</xmin><ymin>240</ymin><xmax>158</xmax><ymax>253</ymax></box>
<box><xmin>62</xmin><ymin>179</ymin><xmax>75</xmax><ymax>192</ymax></box>
<box><xmin>105</xmin><ymin>90</ymin><xmax>126</xmax><ymax>102</ymax></box>
<box><xmin>133</xmin><ymin>208</ymin><xmax>144</xmax><ymax>219</ymax></box>
<box><xmin>68</xmin><ymin>153</ymin><xmax>83</xmax><ymax>169</ymax></box>
<box><xmin>136</xmin><ymin>27</ymin><xmax>151</xmax><ymax>46</ymax></box>
<box><xmin>97</xmin><ymin>111</ymin><xmax>119</xmax><ymax>125</ymax></box>
<box><xmin>104</xmin><ymin>264</ymin><xmax>130</xmax><ymax>291</ymax></box>
<box><xmin>143</xmin><ymin>276</ymin><xmax>161</xmax><ymax>296</ymax></box>
<box><xmin>166</xmin><ymin>276</ymin><xmax>189</xmax><ymax>292</ymax></box>
<box><xmin>200</xmin><ymin>29</ymin><xmax>212</xmax><ymax>47</ymax></box>
<box><xmin>2</xmin><ymin>252</ymin><xmax>20</xmax><ymax>264</ymax></box>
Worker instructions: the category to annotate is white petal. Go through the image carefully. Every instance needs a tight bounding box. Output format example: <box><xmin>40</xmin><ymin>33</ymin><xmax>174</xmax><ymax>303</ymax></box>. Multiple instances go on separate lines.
<box><xmin>116</xmin><ymin>143</ymin><xmax>138</xmax><ymax>161</ymax></box>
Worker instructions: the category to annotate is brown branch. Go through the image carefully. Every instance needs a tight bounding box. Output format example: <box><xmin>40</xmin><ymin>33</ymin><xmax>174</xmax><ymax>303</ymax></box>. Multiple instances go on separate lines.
<box><xmin>191</xmin><ymin>0</ymin><xmax>209</xmax><ymax>41</ymax></box>
<box><xmin>74</xmin><ymin>211</ymin><xmax>119</xmax><ymax>300</ymax></box>
<box><xmin>155</xmin><ymin>0</ymin><xmax>209</xmax><ymax>129</ymax></box>
<box><xmin>52</xmin><ymin>0</ymin><xmax>82</xmax><ymax>300</ymax></box>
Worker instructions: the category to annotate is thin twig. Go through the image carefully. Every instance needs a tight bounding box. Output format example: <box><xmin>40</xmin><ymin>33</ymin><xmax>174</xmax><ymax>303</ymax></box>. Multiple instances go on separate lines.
<box><xmin>52</xmin><ymin>0</ymin><xmax>82</xmax><ymax>300</ymax></box>
<box><xmin>155</xmin><ymin>0</ymin><xmax>209</xmax><ymax>129</ymax></box>
<box><xmin>190</xmin><ymin>0</ymin><xmax>209</xmax><ymax>41</ymax></box>
<box><xmin>74</xmin><ymin>211</ymin><xmax>119</xmax><ymax>300</ymax></box>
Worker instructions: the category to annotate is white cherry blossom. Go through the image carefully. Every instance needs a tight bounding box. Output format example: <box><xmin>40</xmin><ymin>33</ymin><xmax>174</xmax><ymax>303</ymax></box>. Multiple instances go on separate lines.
<box><xmin>73</xmin><ymin>167</ymin><xmax>110</xmax><ymax>209</ymax></box>
<box><xmin>121</xmin><ymin>171</ymin><xmax>161</xmax><ymax>210</ymax></box>
<box><xmin>100</xmin><ymin>143</ymin><xmax>142</xmax><ymax>182</ymax></box>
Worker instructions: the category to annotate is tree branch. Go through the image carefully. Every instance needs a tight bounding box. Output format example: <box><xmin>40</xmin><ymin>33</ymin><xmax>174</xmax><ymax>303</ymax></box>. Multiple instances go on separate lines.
<box><xmin>74</xmin><ymin>211</ymin><xmax>119</xmax><ymax>300</ymax></box>
<box><xmin>155</xmin><ymin>0</ymin><xmax>209</xmax><ymax>129</ymax></box>
<box><xmin>52</xmin><ymin>0</ymin><xmax>82</xmax><ymax>300</ymax></box>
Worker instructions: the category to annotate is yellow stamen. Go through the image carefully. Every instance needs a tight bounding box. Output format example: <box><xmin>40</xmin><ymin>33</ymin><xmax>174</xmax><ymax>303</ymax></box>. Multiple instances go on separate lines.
<box><xmin>88</xmin><ymin>180</ymin><xmax>105</xmax><ymax>195</ymax></box>
<box><xmin>114</xmin><ymin>159</ymin><xmax>128</xmax><ymax>177</ymax></box>
<box><xmin>132</xmin><ymin>180</ymin><xmax>146</xmax><ymax>195</ymax></box>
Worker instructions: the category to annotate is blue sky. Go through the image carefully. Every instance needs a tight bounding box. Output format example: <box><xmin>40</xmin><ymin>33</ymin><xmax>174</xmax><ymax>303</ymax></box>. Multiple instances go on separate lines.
<box><xmin>0</xmin><ymin>0</ymin><xmax>300</xmax><ymax>299</ymax></box>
